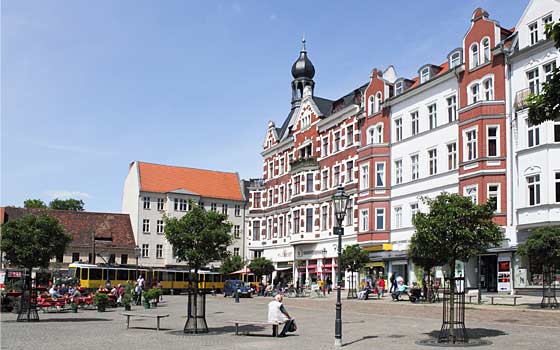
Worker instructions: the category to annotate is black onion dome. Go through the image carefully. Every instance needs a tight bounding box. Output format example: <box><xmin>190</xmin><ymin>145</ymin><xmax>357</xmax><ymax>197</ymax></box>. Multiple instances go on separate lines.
<box><xmin>291</xmin><ymin>38</ymin><xmax>315</xmax><ymax>79</ymax></box>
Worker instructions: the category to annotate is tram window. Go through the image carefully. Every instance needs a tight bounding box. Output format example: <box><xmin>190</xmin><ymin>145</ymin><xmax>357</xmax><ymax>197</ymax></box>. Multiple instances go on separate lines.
<box><xmin>168</xmin><ymin>272</ymin><xmax>175</xmax><ymax>281</ymax></box>
<box><xmin>130</xmin><ymin>270</ymin><xmax>137</xmax><ymax>280</ymax></box>
<box><xmin>156</xmin><ymin>271</ymin><xmax>163</xmax><ymax>281</ymax></box>
<box><xmin>117</xmin><ymin>270</ymin><xmax>128</xmax><ymax>280</ymax></box>
<box><xmin>89</xmin><ymin>268</ymin><xmax>102</xmax><ymax>280</ymax></box>
<box><xmin>107</xmin><ymin>269</ymin><xmax>116</xmax><ymax>280</ymax></box>
<box><xmin>176</xmin><ymin>272</ymin><xmax>184</xmax><ymax>282</ymax></box>
<box><xmin>81</xmin><ymin>268</ymin><xmax>88</xmax><ymax>280</ymax></box>
<box><xmin>71</xmin><ymin>267</ymin><xmax>80</xmax><ymax>278</ymax></box>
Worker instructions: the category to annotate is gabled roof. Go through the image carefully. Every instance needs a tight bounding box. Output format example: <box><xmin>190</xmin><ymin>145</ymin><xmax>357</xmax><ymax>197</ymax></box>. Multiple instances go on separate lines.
<box><xmin>1</xmin><ymin>207</ymin><xmax>136</xmax><ymax>249</ymax></box>
<box><xmin>137</xmin><ymin>162</ymin><xmax>244</xmax><ymax>201</ymax></box>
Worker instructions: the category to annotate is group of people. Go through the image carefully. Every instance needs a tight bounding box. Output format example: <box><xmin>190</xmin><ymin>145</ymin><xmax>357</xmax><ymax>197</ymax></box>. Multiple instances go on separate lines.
<box><xmin>48</xmin><ymin>284</ymin><xmax>81</xmax><ymax>299</ymax></box>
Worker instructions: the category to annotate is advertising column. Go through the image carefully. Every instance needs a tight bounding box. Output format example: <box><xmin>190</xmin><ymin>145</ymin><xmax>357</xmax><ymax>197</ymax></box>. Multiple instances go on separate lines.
<box><xmin>497</xmin><ymin>255</ymin><xmax>511</xmax><ymax>293</ymax></box>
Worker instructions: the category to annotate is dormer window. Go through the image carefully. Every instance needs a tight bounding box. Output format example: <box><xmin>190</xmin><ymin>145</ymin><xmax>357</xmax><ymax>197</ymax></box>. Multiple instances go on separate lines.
<box><xmin>420</xmin><ymin>67</ymin><xmax>430</xmax><ymax>84</ymax></box>
<box><xmin>450</xmin><ymin>52</ymin><xmax>461</xmax><ymax>68</ymax></box>
<box><xmin>395</xmin><ymin>81</ymin><xmax>403</xmax><ymax>95</ymax></box>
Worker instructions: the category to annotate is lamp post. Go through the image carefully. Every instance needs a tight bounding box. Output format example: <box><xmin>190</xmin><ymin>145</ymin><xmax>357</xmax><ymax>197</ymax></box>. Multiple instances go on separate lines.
<box><xmin>332</xmin><ymin>186</ymin><xmax>350</xmax><ymax>348</ymax></box>
<box><xmin>134</xmin><ymin>245</ymin><xmax>141</xmax><ymax>279</ymax></box>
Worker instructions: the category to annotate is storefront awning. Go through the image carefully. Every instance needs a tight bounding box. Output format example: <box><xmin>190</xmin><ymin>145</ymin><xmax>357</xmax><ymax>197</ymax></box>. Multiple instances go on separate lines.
<box><xmin>362</xmin><ymin>244</ymin><xmax>393</xmax><ymax>252</ymax></box>
<box><xmin>365</xmin><ymin>262</ymin><xmax>385</xmax><ymax>268</ymax></box>
<box><xmin>275</xmin><ymin>267</ymin><xmax>292</xmax><ymax>271</ymax></box>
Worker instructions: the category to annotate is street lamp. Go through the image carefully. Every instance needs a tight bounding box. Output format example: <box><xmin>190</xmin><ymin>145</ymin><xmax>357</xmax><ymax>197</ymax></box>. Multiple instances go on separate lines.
<box><xmin>332</xmin><ymin>186</ymin><xmax>349</xmax><ymax>348</ymax></box>
<box><xmin>134</xmin><ymin>245</ymin><xmax>141</xmax><ymax>279</ymax></box>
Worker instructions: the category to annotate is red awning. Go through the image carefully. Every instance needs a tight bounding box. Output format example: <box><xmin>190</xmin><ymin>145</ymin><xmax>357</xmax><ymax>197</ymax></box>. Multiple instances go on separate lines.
<box><xmin>323</xmin><ymin>264</ymin><xmax>338</xmax><ymax>268</ymax></box>
<box><xmin>307</xmin><ymin>264</ymin><xmax>318</xmax><ymax>269</ymax></box>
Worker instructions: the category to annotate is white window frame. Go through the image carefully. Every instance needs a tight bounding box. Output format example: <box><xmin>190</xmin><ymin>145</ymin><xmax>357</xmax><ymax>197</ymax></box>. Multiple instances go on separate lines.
<box><xmin>527</xmin><ymin>174</ymin><xmax>541</xmax><ymax>206</ymax></box>
<box><xmin>428</xmin><ymin>103</ymin><xmax>437</xmax><ymax>129</ymax></box>
<box><xmin>395</xmin><ymin>117</ymin><xmax>403</xmax><ymax>141</ymax></box>
<box><xmin>483</xmin><ymin>78</ymin><xmax>493</xmax><ymax>101</ymax></box>
<box><xmin>346</xmin><ymin>160</ymin><xmax>354</xmax><ymax>183</ymax></box>
<box><xmin>321</xmin><ymin>206</ymin><xmax>328</xmax><ymax>231</ymax></box>
<box><xmin>487</xmin><ymin>125</ymin><xmax>500</xmax><ymax>157</ymax></box>
<box><xmin>142</xmin><ymin>219</ymin><xmax>150</xmax><ymax>234</ymax></box>
<box><xmin>375</xmin><ymin>208</ymin><xmax>385</xmax><ymax>231</ymax></box>
<box><xmin>156</xmin><ymin>220</ymin><xmax>164</xmax><ymax>234</ymax></box>
<box><xmin>410</xmin><ymin>203</ymin><xmax>419</xmax><ymax>222</ymax></box>
<box><xmin>332</xmin><ymin>166</ymin><xmax>340</xmax><ymax>187</ymax></box>
<box><xmin>450</xmin><ymin>52</ymin><xmax>461</xmax><ymax>68</ymax></box>
<box><xmin>395</xmin><ymin>81</ymin><xmax>403</xmax><ymax>95</ymax></box>
<box><xmin>334</xmin><ymin>131</ymin><xmax>341</xmax><ymax>152</ymax></box>
<box><xmin>142</xmin><ymin>244</ymin><xmax>149</xmax><ymax>258</ymax></box>
<box><xmin>481</xmin><ymin>37</ymin><xmax>490</xmax><ymax>63</ymax></box>
<box><xmin>322</xmin><ymin>136</ymin><xmax>329</xmax><ymax>157</ymax></box>
<box><xmin>527</xmin><ymin>68</ymin><xmax>540</xmax><ymax>95</ymax></box>
<box><xmin>156</xmin><ymin>244</ymin><xmax>163</xmax><ymax>259</ymax></box>
<box><xmin>411</xmin><ymin>111</ymin><xmax>419</xmax><ymax>136</ymax></box>
<box><xmin>368</xmin><ymin>96</ymin><xmax>375</xmax><ymax>116</ymax></box>
<box><xmin>360</xmin><ymin>164</ymin><xmax>369</xmax><ymax>190</ymax></box>
<box><xmin>447</xmin><ymin>142</ymin><xmax>457</xmax><ymax>170</ymax></box>
<box><xmin>464</xmin><ymin>185</ymin><xmax>478</xmax><ymax>204</ymax></box>
<box><xmin>529</xmin><ymin>21</ymin><xmax>538</xmax><ymax>46</ymax></box>
<box><xmin>411</xmin><ymin>154</ymin><xmax>419</xmax><ymax>180</ymax></box>
<box><xmin>544</xmin><ymin>61</ymin><xmax>557</xmax><ymax>83</ymax></box>
<box><xmin>279</xmin><ymin>158</ymin><xmax>285</xmax><ymax>175</ymax></box>
<box><xmin>395</xmin><ymin>159</ymin><xmax>403</xmax><ymax>185</ymax></box>
<box><xmin>555</xmin><ymin>172</ymin><xmax>560</xmax><ymax>203</ymax></box>
<box><xmin>428</xmin><ymin>148</ymin><xmax>437</xmax><ymax>175</ymax></box>
<box><xmin>470</xmin><ymin>43</ymin><xmax>479</xmax><ymax>69</ymax></box>
<box><xmin>470</xmin><ymin>83</ymin><xmax>480</xmax><ymax>104</ymax></box>
<box><xmin>367</xmin><ymin>126</ymin><xmax>375</xmax><ymax>145</ymax></box>
<box><xmin>322</xmin><ymin>169</ymin><xmax>329</xmax><ymax>190</ymax></box>
<box><xmin>527</xmin><ymin>119</ymin><xmax>540</xmax><ymax>147</ymax></box>
<box><xmin>420</xmin><ymin>67</ymin><xmax>430</xmax><ymax>83</ymax></box>
<box><xmin>464</xmin><ymin>127</ymin><xmax>478</xmax><ymax>161</ymax></box>
<box><xmin>346</xmin><ymin>125</ymin><xmax>354</xmax><ymax>146</ymax></box>
<box><xmin>447</xmin><ymin>95</ymin><xmax>457</xmax><ymax>122</ymax></box>
<box><xmin>394</xmin><ymin>206</ymin><xmax>402</xmax><ymax>229</ymax></box>
<box><xmin>376</xmin><ymin>124</ymin><xmax>383</xmax><ymax>144</ymax></box>
<box><xmin>375</xmin><ymin>162</ymin><xmax>385</xmax><ymax>187</ymax></box>
<box><xmin>143</xmin><ymin>196</ymin><xmax>151</xmax><ymax>210</ymax></box>
<box><xmin>360</xmin><ymin>209</ymin><xmax>369</xmax><ymax>232</ymax></box>
<box><xmin>234</xmin><ymin>204</ymin><xmax>241</xmax><ymax>216</ymax></box>
<box><xmin>157</xmin><ymin>198</ymin><xmax>164</xmax><ymax>211</ymax></box>
<box><xmin>375</xmin><ymin>92</ymin><xmax>382</xmax><ymax>113</ymax></box>
<box><xmin>487</xmin><ymin>183</ymin><xmax>500</xmax><ymax>212</ymax></box>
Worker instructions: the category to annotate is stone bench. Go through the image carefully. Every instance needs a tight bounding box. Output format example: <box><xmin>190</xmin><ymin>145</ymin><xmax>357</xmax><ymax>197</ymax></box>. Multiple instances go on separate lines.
<box><xmin>230</xmin><ymin>320</ymin><xmax>281</xmax><ymax>336</ymax></box>
<box><xmin>485</xmin><ymin>295</ymin><xmax>522</xmax><ymax>306</ymax></box>
<box><xmin>121</xmin><ymin>312</ymin><xmax>170</xmax><ymax>331</ymax></box>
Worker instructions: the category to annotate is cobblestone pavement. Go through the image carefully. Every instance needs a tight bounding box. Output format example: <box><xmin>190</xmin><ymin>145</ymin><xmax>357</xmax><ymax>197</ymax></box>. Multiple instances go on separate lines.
<box><xmin>2</xmin><ymin>294</ymin><xmax>559</xmax><ymax>350</ymax></box>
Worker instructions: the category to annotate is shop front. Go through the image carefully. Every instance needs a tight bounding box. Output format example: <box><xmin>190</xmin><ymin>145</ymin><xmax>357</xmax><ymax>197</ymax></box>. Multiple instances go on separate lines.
<box><xmin>513</xmin><ymin>252</ymin><xmax>560</xmax><ymax>296</ymax></box>
<box><xmin>294</xmin><ymin>242</ymin><xmax>339</xmax><ymax>288</ymax></box>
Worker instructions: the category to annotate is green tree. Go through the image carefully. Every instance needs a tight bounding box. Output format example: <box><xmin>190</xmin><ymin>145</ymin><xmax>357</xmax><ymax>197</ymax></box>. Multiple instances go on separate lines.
<box><xmin>163</xmin><ymin>201</ymin><xmax>232</xmax><ymax>333</ymax></box>
<box><xmin>23</xmin><ymin>199</ymin><xmax>47</xmax><ymax>208</ymax></box>
<box><xmin>1</xmin><ymin>214</ymin><xmax>71</xmax><ymax>320</ymax></box>
<box><xmin>409</xmin><ymin>193</ymin><xmax>503</xmax><ymax>342</ymax></box>
<box><xmin>248</xmin><ymin>257</ymin><xmax>274</xmax><ymax>283</ymax></box>
<box><xmin>517</xmin><ymin>226</ymin><xmax>560</xmax><ymax>307</ymax></box>
<box><xmin>527</xmin><ymin>22</ymin><xmax>560</xmax><ymax>125</ymax></box>
<box><xmin>340</xmin><ymin>244</ymin><xmax>369</xmax><ymax>298</ymax></box>
<box><xmin>220</xmin><ymin>254</ymin><xmax>244</xmax><ymax>275</ymax></box>
<box><xmin>49</xmin><ymin>198</ymin><xmax>85</xmax><ymax>211</ymax></box>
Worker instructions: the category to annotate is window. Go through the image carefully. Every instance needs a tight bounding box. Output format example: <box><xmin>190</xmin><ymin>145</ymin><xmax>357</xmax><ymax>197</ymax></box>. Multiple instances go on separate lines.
<box><xmin>279</xmin><ymin>187</ymin><xmax>284</xmax><ymax>203</ymax></box>
<box><xmin>157</xmin><ymin>198</ymin><xmax>164</xmax><ymax>211</ymax></box>
<box><xmin>450</xmin><ymin>52</ymin><xmax>461</xmax><ymax>68</ymax></box>
<box><xmin>360</xmin><ymin>164</ymin><xmax>369</xmax><ymax>190</ymax></box>
<box><xmin>293</xmin><ymin>210</ymin><xmax>300</xmax><ymax>234</ymax></box>
<box><xmin>334</xmin><ymin>132</ymin><xmax>341</xmax><ymax>152</ymax></box>
<box><xmin>156</xmin><ymin>244</ymin><xmax>163</xmax><ymax>259</ymax></box>
<box><xmin>428</xmin><ymin>104</ymin><xmax>437</xmax><ymax>129</ymax></box>
<box><xmin>142</xmin><ymin>219</ymin><xmax>150</xmax><ymax>233</ymax></box>
<box><xmin>253</xmin><ymin>193</ymin><xmax>261</xmax><ymax>208</ymax></box>
<box><xmin>121</xmin><ymin>254</ymin><xmax>128</xmax><ymax>265</ymax></box>
<box><xmin>333</xmin><ymin>166</ymin><xmax>340</xmax><ymax>187</ymax></box>
<box><xmin>376</xmin><ymin>125</ymin><xmax>383</xmax><ymax>143</ymax></box>
<box><xmin>267</xmin><ymin>218</ymin><xmax>272</xmax><ymax>239</ymax></box>
<box><xmin>198</xmin><ymin>201</ymin><xmax>204</xmax><ymax>208</ymax></box>
<box><xmin>360</xmin><ymin>209</ymin><xmax>369</xmax><ymax>232</ymax></box>
<box><xmin>395</xmin><ymin>118</ymin><xmax>403</xmax><ymax>141</ymax></box>
<box><xmin>428</xmin><ymin>149</ymin><xmax>437</xmax><ymax>175</ymax></box>
<box><xmin>346</xmin><ymin>125</ymin><xmax>354</xmax><ymax>146</ymax></box>
<box><xmin>487</xmin><ymin>126</ymin><xmax>498</xmax><ymax>157</ymax></box>
<box><xmin>346</xmin><ymin>199</ymin><xmax>353</xmax><ymax>226</ymax></box>
<box><xmin>466</xmin><ymin>129</ymin><xmax>477</xmax><ymax>161</ymax></box>
<box><xmin>488</xmin><ymin>184</ymin><xmax>499</xmax><ymax>212</ymax></box>
<box><xmin>483</xmin><ymin>78</ymin><xmax>493</xmax><ymax>100</ymax></box>
<box><xmin>252</xmin><ymin>221</ymin><xmax>260</xmax><ymax>241</ymax></box>
<box><xmin>420</xmin><ymin>67</ymin><xmax>430</xmax><ymax>83</ymax></box>
<box><xmin>411</xmin><ymin>154</ymin><xmax>419</xmax><ymax>180</ymax></box>
<box><xmin>375</xmin><ymin>163</ymin><xmax>385</xmax><ymax>187</ymax></box>
<box><xmin>322</xmin><ymin>137</ymin><xmax>329</xmax><ymax>156</ymax></box>
<box><xmin>306</xmin><ymin>173</ymin><xmax>314</xmax><ymax>192</ymax></box>
<box><xmin>529</xmin><ymin>22</ymin><xmax>538</xmax><ymax>45</ymax></box>
<box><xmin>367</xmin><ymin>126</ymin><xmax>375</xmax><ymax>145</ymax></box>
<box><xmin>234</xmin><ymin>248</ymin><xmax>240</xmax><ymax>256</ymax></box>
<box><xmin>527</xmin><ymin>120</ymin><xmax>540</xmax><ymax>147</ymax></box>
<box><xmin>368</xmin><ymin>96</ymin><xmax>375</xmax><ymax>116</ymax></box>
<box><xmin>321</xmin><ymin>206</ymin><xmax>328</xmax><ymax>230</ymax></box>
<box><xmin>527</xmin><ymin>68</ymin><xmax>540</xmax><ymax>95</ymax></box>
<box><xmin>376</xmin><ymin>92</ymin><xmax>382</xmax><ymax>113</ymax></box>
<box><xmin>306</xmin><ymin>208</ymin><xmax>313</xmax><ymax>232</ymax></box>
<box><xmin>234</xmin><ymin>225</ymin><xmax>240</xmax><ymax>238</ymax></box>
<box><xmin>279</xmin><ymin>217</ymin><xmax>284</xmax><ymax>237</ymax></box>
<box><xmin>294</xmin><ymin>176</ymin><xmax>301</xmax><ymax>195</ymax></box>
<box><xmin>279</xmin><ymin>158</ymin><xmax>285</xmax><ymax>175</ymax></box>
<box><xmin>322</xmin><ymin>170</ymin><xmax>329</xmax><ymax>190</ymax></box>
<box><xmin>299</xmin><ymin>144</ymin><xmax>312</xmax><ymax>158</ymax></box>
<box><xmin>211</xmin><ymin>202</ymin><xmax>217</xmax><ymax>211</ymax></box>
<box><xmin>481</xmin><ymin>38</ymin><xmax>490</xmax><ymax>63</ymax></box>
<box><xmin>395</xmin><ymin>160</ymin><xmax>402</xmax><ymax>185</ymax></box>
<box><xmin>301</xmin><ymin>114</ymin><xmax>311</xmax><ymax>128</ymax></box>
<box><xmin>470</xmin><ymin>83</ymin><xmax>480</xmax><ymax>103</ymax></box>
<box><xmin>346</xmin><ymin>161</ymin><xmax>354</xmax><ymax>183</ymax></box>
<box><xmin>555</xmin><ymin>172</ymin><xmax>560</xmax><ymax>203</ymax></box>
<box><xmin>447</xmin><ymin>143</ymin><xmax>457</xmax><ymax>170</ymax></box>
<box><xmin>555</xmin><ymin>121</ymin><xmax>560</xmax><ymax>143</ymax></box>
<box><xmin>268</xmin><ymin>162</ymin><xmax>274</xmax><ymax>179</ymax></box>
<box><xmin>222</xmin><ymin>204</ymin><xmax>228</xmax><ymax>215</ymax></box>
<box><xmin>394</xmin><ymin>207</ymin><xmax>402</xmax><ymax>229</ymax></box>
<box><xmin>465</xmin><ymin>186</ymin><xmax>478</xmax><ymax>204</ymax></box>
<box><xmin>544</xmin><ymin>61</ymin><xmax>556</xmax><ymax>82</ymax></box>
<box><xmin>470</xmin><ymin>43</ymin><xmax>479</xmax><ymax>68</ymax></box>
<box><xmin>410</xmin><ymin>203</ymin><xmax>419</xmax><ymax>220</ymax></box>
<box><xmin>72</xmin><ymin>252</ymin><xmax>80</xmax><ymax>262</ymax></box>
<box><xmin>395</xmin><ymin>81</ymin><xmax>403</xmax><ymax>95</ymax></box>
<box><xmin>156</xmin><ymin>220</ymin><xmax>164</xmax><ymax>234</ymax></box>
<box><xmin>375</xmin><ymin>208</ymin><xmax>385</xmax><ymax>230</ymax></box>
<box><xmin>411</xmin><ymin>111</ymin><xmax>419</xmax><ymax>135</ymax></box>
<box><xmin>527</xmin><ymin>175</ymin><xmax>541</xmax><ymax>206</ymax></box>
<box><xmin>143</xmin><ymin>196</ymin><xmax>150</xmax><ymax>209</ymax></box>
<box><xmin>543</xmin><ymin>15</ymin><xmax>553</xmax><ymax>34</ymax></box>
<box><xmin>447</xmin><ymin>96</ymin><xmax>457</xmax><ymax>122</ymax></box>
<box><xmin>234</xmin><ymin>204</ymin><xmax>241</xmax><ymax>216</ymax></box>
<box><xmin>268</xmin><ymin>189</ymin><xmax>273</xmax><ymax>205</ymax></box>
<box><xmin>174</xmin><ymin>198</ymin><xmax>188</xmax><ymax>211</ymax></box>
<box><xmin>142</xmin><ymin>244</ymin><xmax>149</xmax><ymax>258</ymax></box>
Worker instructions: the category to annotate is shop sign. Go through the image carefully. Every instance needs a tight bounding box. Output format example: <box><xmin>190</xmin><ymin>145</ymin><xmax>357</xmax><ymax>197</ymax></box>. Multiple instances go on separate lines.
<box><xmin>497</xmin><ymin>256</ymin><xmax>511</xmax><ymax>292</ymax></box>
<box><xmin>276</xmin><ymin>248</ymin><xmax>293</xmax><ymax>260</ymax></box>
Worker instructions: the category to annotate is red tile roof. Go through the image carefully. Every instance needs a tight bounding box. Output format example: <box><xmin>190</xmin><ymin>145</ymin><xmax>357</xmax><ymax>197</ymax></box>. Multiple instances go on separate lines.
<box><xmin>1</xmin><ymin>207</ymin><xmax>136</xmax><ymax>250</ymax></box>
<box><xmin>138</xmin><ymin>162</ymin><xmax>244</xmax><ymax>201</ymax></box>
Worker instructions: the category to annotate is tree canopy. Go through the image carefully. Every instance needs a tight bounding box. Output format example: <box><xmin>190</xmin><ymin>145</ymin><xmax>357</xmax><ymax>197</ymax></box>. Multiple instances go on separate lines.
<box><xmin>1</xmin><ymin>214</ymin><xmax>71</xmax><ymax>270</ymax></box>
<box><xmin>527</xmin><ymin>21</ymin><xmax>560</xmax><ymax>125</ymax></box>
<box><xmin>248</xmin><ymin>257</ymin><xmax>274</xmax><ymax>280</ymax></box>
<box><xmin>24</xmin><ymin>199</ymin><xmax>47</xmax><ymax>209</ymax></box>
<box><xmin>340</xmin><ymin>244</ymin><xmax>369</xmax><ymax>272</ymax></box>
<box><xmin>164</xmin><ymin>201</ymin><xmax>232</xmax><ymax>272</ymax></box>
<box><xmin>409</xmin><ymin>193</ymin><xmax>503</xmax><ymax>275</ymax></box>
<box><xmin>49</xmin><ymin>198</ymin><xmax>85</xmax><ymax>211</ymax></box>
<box><xmin>220</xmin><ymin>254</ymin><xmax>245</xmax><ymax>275</ymax></box>
<box><xmin>517</xmin><ymin>226</ymin><xmax>560</xmax><ymax>266</ymax></box>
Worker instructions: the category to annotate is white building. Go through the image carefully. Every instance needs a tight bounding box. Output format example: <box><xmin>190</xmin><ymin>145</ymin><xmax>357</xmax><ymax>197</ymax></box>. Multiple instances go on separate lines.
<box><xmin>122</xmin><ymin>161</ymin><xmax>247</xmax><ymax>268</ymax></box>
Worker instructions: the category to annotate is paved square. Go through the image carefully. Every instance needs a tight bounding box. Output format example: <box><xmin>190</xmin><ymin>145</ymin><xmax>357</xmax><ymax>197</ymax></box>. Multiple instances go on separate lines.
<box><xmin>2</xmin><ymin>294</ymin><xmax>559</xmax><ymax>349</ymax></box>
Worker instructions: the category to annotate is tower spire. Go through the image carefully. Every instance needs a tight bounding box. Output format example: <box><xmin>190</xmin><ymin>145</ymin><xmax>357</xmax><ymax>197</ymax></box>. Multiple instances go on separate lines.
<box><xmin>301</xmin><ymin>33</ymin><xmax>306</xmax><ymax>52</ymax></box>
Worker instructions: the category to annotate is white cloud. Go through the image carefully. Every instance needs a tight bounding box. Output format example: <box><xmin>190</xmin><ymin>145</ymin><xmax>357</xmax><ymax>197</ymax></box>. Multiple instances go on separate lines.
<box><xmin>45</xmin><ymin>190</ymin><xmax>91</xmax><ymax>199</ymax></box>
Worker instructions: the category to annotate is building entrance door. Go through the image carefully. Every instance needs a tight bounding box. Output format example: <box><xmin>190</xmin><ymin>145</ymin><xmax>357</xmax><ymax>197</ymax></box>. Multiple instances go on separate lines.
<box><xmin>480</xmin><ymin>255</ymin><xmax>497</xmax><ymax>292</ymax></box>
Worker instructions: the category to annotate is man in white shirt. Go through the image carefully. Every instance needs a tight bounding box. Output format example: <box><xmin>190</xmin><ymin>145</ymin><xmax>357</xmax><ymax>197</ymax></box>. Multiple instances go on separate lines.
<box><xmin>267</xmin><ymin>295</ymin><xmax>295</xmax><ymax>337</ymax></box>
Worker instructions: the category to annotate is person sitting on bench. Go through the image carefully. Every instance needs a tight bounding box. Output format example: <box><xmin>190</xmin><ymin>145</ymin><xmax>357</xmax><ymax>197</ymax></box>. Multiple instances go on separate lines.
<box><xmin>358</xmin><ymin>282</ymin><xmax>373</xmax><ymax>300</ymax></box>
<box><xmin>391</xmin><ymin>280</ymin><xmax>409</xmax><ymax>301</ymax></box>
<box><xmin>268</xmin><ymin>295</ymin><xmax>296</xmax><ymax>337</ymax></box>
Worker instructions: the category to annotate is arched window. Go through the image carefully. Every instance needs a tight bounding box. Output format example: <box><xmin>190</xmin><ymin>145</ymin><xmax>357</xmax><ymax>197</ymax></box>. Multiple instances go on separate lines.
<box><xmin>376</xmin><ymin>92</ymin><xmax>382</xmax><ymax>113</ymax></box>
<box><xmin>470</xmin><ymin>83</ymin><xmax>480</xmax><ymax>104</ymax></box>
<box><xmin>470</xmin><ymin>43</ymin><xmax>479</xmax><ymax>69</ymax></box>
<box><xmin>483</xmin><ymin>78</ymin><xmax>493</xmax><ymax>100</ymax></box>
<box><xmin>368</xmin><ymin>96</ymin><xmax>375</xmax><ymax>116</ymax></box>
<box><xmin>367</xmin><ymin>126</ymin><xmax>375</xmax><ymax>144</ymax></box>
<box><xmin>376</xmin><ymin>124</ymin><xmax>383</xmax><ymax>143</ymax></box>
<box><xmin>481</xmin><ymin>38</ymin><xmax>490</xmax><ymax>63</ymax></box>
<box><xmin>450</xmin><ymin>52</ymin><xmax>461</xmax><ymax>68</ymax></box>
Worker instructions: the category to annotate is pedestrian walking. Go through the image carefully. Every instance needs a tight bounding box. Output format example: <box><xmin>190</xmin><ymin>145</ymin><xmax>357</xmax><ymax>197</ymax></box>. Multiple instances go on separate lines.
<box><xmin>378</xmin><ymin>276</ymin><xmax>385</xmax><ymax>297</ymax></box>
<box><xmin>389</xmin><ymin>274</ymin><xmax>396</xmax><ymax>293</ymax></box>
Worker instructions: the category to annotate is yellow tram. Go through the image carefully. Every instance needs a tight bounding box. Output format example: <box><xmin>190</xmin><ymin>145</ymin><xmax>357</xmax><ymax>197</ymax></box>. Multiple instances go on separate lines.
<box><xmin>68</xmin><ymin>263</ymin><xmax>225</xmax><ymax>292</ymax></box>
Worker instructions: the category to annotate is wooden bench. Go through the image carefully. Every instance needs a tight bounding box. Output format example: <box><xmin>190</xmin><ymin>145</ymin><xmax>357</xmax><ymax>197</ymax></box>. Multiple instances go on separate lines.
<box><xmin>485</xmin><ymin>295</ymin><xmax>522</xmax><ymax>306</ymax></box>
<box><xmin>230</xmin><ymin>320</ymin><xmax>281</xmax><ymax>336</ymax></box>
<box><xmin>466</xmin><ymin>290</ymin><xmax>479</xmax><ymax>304</ymax></box>
<box><xmin>121</xmin><ymin>312</ymin><xmax>170</xmax><ymax>331</ymax></box>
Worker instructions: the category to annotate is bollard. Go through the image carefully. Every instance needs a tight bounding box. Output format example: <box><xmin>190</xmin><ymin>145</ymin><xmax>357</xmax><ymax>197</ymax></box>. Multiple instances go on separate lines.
<box><xmin>235</xmin><ymin>289</ymin><xmax>240</xmax><ymax>303</ymax></box>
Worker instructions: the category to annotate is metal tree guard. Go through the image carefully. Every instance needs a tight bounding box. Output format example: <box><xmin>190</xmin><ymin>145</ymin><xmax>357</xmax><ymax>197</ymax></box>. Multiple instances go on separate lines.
<box><xmin>438</xmin><ymin>277</ymin><xmax>468</xmax><ymax>344</ymax></box>
<box><xmin>17</xmin><ymin>270</ymin><xmax>39</xmax><ymax>322</ymax></box>
<box><xmin>541</xmin><ymin>264</ymin><xmax>558</xmax><ymax>309</ymax></box>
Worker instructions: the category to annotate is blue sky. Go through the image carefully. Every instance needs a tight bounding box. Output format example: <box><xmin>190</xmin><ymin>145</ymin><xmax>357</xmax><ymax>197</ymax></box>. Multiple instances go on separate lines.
<box><xmin>2</xmin><ymin>0</ymin><xmax>528</xmax><ymax>212</ymax></box>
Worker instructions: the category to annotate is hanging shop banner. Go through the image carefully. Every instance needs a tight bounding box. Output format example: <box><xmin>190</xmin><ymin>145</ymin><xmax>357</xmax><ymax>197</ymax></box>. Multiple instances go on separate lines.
<box><xmin>497</xmin><ymin>255</ymin><xmax>511</xmax><ymax>292</ymax></box>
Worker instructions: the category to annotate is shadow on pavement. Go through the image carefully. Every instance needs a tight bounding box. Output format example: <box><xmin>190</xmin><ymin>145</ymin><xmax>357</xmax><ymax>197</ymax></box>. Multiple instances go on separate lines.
<box><xmin>343</xmin><ymin>335</ymin><xmax>378</xmax><ymax>347</ymax></box>
<box><xmin>167</xmin><ymin>325</ymin><xmax>266</xmax><ymax>336</ymax></box>
<box><xmin>424</xmin><ymin>328</ymin><xmax>507</xmax><ymax>339</ymax></box>
<box><xmin>3</xmin><ymin>318</ymin><xmax>112</xmax><ymax>323</ymax></box>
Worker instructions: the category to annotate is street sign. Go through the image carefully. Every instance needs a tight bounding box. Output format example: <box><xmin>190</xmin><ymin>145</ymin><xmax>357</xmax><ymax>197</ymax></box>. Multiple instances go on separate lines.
<box><xmin>334</xmin><ymin>227</ymin><xmax>344</xmax><ymax>236</ymax></box>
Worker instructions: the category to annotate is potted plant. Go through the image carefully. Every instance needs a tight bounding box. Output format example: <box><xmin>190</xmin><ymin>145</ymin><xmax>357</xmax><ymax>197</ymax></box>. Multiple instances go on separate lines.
<box><xmin>94</xmin><ymin>292</ymin><xmax>108</xmax><ymax>312</ymax></box>
<box><xmin>70</xmin><ymin>301</ymin><xmax>78</xmax><ymax>313</ymax></box>
<box><xmin>122</xmin><ymin>284</ymin><xmax>134</xmax><ymax>311</ymax></box>
<box><xmin>142</xmin><ymin>289</ymin><xmax>152</xmax><ymax>309</ymax></box>
<box><xmin>150</xmin><ymin>288</ymin><xmax>161</xmax><ymax>308</ymax></box>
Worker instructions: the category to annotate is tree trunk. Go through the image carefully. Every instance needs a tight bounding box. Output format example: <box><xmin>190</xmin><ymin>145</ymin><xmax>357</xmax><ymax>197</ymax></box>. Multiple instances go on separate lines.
<box><xmin>449</xmin><ymin>260</ymin><xmax>456</xmax><ymax>341</ymax></box>
<box><xmin>193</xmin><ymin>268</ymin><xmax>198</xmax><ymax>332</ymax></box>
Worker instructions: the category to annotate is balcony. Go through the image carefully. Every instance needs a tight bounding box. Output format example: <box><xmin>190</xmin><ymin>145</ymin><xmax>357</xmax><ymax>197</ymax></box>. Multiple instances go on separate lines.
<box><xmin>290</xmin><ymin>157</ymin><xmax>319</xmax><ymax>174</ymax></box>
<box><xmin>514</xmin><ymin>88</ymin><xmax>531</xmax><ymax>111</ymax></box>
